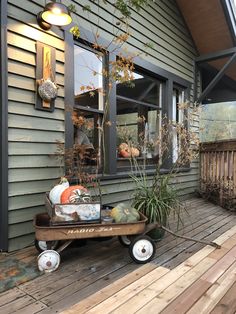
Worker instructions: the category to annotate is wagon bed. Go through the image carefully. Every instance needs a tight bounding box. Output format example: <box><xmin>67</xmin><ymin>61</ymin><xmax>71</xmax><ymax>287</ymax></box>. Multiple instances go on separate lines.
<box><xmin>34</xmin><ymin>212</ymin><xmax>148</xmax><ymax>241</ymax></box>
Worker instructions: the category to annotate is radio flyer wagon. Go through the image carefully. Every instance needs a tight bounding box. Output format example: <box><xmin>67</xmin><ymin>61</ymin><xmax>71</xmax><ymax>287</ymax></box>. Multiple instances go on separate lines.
<box><xmin>34</xmin><ymin>194</ymin><xmax>221</xmax><ymax>272</ymax></box>
<box><xmin>34</xmin><ymin>210</ymin><xmax>157</xmax><ymax>272</ymax></box>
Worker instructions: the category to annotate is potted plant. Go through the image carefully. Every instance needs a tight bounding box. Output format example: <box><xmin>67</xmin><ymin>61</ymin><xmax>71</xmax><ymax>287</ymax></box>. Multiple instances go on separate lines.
<box><xmin>131</xmin><ymin>167</ymin><xmax>186</xmax><ymax>241</ymax></box>
<box><xmin>129</xmin><ymin>105</ymin><xmax>199</xmax><ymax>241</ymax></box>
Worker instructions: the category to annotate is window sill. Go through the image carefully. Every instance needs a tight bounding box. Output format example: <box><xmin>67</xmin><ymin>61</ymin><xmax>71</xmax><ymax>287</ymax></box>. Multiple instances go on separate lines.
<box><xmin>99</xmin><ymin>166</ymin><xmax>191</xmax><ymax>181</ymax></box>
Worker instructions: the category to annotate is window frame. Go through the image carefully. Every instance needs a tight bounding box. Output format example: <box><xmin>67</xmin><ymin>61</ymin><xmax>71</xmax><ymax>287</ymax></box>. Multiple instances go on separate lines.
<box><xmin>116</xmin><ymin>68</ymin><xmax>163</xmax><ymax>171</ymax></box>
<box><xmin>65</xmin><ymin>29</ymin><xmax>191</xmax><ymax>177</ymax></box>
<box><xmin>172</xmin><ymin>85</ymin><xmax>187</xmax><ymax>164</ymax></box>
<box><xmin>73</xmin><ymin>42</ymin><xmax>106</xmax><ymax>171</ymax></box>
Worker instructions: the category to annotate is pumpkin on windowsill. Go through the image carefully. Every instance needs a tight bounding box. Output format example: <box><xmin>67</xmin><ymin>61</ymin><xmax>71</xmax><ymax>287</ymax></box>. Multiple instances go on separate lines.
<box><xmin>118</xmin><ymin>143</ymin><xmax>140</xmax><ymax>158</ymax></box>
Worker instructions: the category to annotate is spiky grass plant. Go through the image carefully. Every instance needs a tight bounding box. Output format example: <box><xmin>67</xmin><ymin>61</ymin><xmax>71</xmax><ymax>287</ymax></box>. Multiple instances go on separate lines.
<box><xmin>131</xmin><ymin>161</ymin><xmax>186</xmax><ymax>232</ymax></box>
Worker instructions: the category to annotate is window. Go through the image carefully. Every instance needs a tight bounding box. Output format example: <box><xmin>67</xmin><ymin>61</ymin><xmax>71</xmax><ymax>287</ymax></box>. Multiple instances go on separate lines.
<box><xmin>172</xmin><ymin>87</ymin><xmax>185</xmax><ymax>163</ymax></box>
<box><xmin>116</xmin><ymin>70</ymin><xmax>162</xmax><ymax>168</ymax></box>
<box><xmin>73</xmin><ymin>45</ymin><xmax>104</xmax><ymax>168</ymax></box>
<box><xmin>71</xmin><ymin>40</ymin><xmax>190</xmax><ymax>175</ymax></box>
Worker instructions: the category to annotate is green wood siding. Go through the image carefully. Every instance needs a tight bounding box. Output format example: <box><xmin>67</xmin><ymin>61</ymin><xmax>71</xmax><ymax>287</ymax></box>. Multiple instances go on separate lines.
<box><xmin>7</xmin><ymin>0</ymin><xmax>66</xmax><ymax>251</ymax></box>
<box><xmin>6</xmin><ymin>0</ymin><xmax>198</xmax><ymax>251</ymax></box>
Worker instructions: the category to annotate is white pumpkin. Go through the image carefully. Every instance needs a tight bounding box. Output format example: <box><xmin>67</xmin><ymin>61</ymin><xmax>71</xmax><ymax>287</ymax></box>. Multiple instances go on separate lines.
<box><xmin>49</xmin><ymin>177</ymin><xmax>69</xmax><ymax>205</ymax></box>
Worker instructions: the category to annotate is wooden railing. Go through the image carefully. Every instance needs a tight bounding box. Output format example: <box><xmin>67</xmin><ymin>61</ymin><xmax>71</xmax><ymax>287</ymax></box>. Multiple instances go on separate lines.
<box><xmin>200</xmin><ymin>140</ymin><xmax>236</xmax><ymax>210</ymax></box>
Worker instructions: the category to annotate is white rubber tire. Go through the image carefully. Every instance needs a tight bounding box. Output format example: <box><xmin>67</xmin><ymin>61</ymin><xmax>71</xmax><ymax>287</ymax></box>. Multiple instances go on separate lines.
<box><xmin>129</xmin><ymin>235</ymin><xmax>156</xmax><ymax>264</ymax></box>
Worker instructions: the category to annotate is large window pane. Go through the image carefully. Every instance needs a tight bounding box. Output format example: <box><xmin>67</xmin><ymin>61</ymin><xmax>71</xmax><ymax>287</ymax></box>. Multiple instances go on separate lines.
<box><xmin>73</xmin><ymin>109</ymin><xmax>101</xmax><ymax>167</ymax></box>
<box><xmin>117</xmin><ymin>99</ymin><xmax>160</xmax><ymax>162</ymax></box>
<box><xmin>172</xmin><ymin>88</ymin><xmax>185</xmax><ymax>164</ymax></box>
<box><xmin>117</xmin><ymin>71</ymin><xmax>161</xmax><ymax>106</ymax></box>
<box><xmin>74</xmin><ymin>46</ymin><xmax>103</xmax><ymax>110</ymax></box>
<box><xmin>200</xmin><ymin>101</ymin><xmax>236</xmax><ymax>142</ymax></box>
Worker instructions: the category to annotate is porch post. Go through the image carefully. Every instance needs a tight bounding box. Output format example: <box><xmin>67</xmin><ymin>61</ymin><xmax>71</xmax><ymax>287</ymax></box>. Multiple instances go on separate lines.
<box><xmin>0</xmin><ymin>0</ymin><xmax>8</xmax><ymax>251</ymax></box>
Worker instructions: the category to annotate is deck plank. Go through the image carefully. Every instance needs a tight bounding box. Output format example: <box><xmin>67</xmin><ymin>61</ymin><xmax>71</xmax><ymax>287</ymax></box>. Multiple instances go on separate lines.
<box><xmin>87</xmin><ymin>248</ymin><xmax>217</xmax><ymax>314</ymax></box>
<box><xmin>37</xmin><ymin>263</ymin><xmax>148</xmax><ymax>313</ymax></box>
<box><xmin>187</xmin><ymin>262</ymin><xmax>236</xmax><ymax>314</ymax></box>
<box><xmin>9</xmin><ymin>300</ymin><xmax>47</xmax><ymax>314</ymax></box>
<box><xmin>154</xmin><ymin>214</ymin><xmax>235</xmax><ymax>268</ymax></box>
<box><xmin>40</xmin><ymin>250</ymin><xmax>130</xmax><ymax>304</ymax></box>
<box><xmin>60</xmin><ymin>263</ymin><xmax>157</xmax><ymax>314</ymax></box>
<box><xmin>134</xmin><ymin>258</ymin><xmax>215</xmax><ymax>314</ymax></box>
<box><xmin>146</xmin><ymin>229</ymin><xmax>236</xmax><ymax>314</ymax></box>
<box><xmin>69</xmin><ymin>266</ymin><xmax>169</xmax><ymax>314</ymax></box>
<box><xmin>161</xmin><ymin>246</ymin><xmax>236</xmax><ymax>314</ymax></box>
<box><xmin>0</xmin><ymin>287</ymin><xmax>26</xmax><ymax>307</ymax></box>
<box><xmin>20</xmin><ymin>240</ymin><xmax>121</xmax><ymax>297</ymax></box>
<box><xmin>210</xmin><ymin>281</ymin><xmax>236</xmax><ymax>314</ymax></box>
<box><xmin>0</xmin><ymin>295</ymin><xmax>36</xmax><ymax>314</ymax></box>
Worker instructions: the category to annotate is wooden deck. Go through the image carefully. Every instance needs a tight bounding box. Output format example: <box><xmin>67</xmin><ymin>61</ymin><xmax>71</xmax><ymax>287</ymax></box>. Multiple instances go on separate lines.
<box><xmin>1</xmin><ymin>197</ymin><xmax>236</xmax><ymax>313</ymax></box>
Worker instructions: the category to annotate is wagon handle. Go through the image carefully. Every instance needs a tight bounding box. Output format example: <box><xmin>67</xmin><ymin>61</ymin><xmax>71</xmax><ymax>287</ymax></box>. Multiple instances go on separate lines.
<box><xmin>56</xmin><ymin>240</ymin><xmax>74</xmax><ymax>253</ymax></box>
<box><xmin>145</xmin><ymin>223</ymin><xmax>221</xmax><ymax>249</ymax></box>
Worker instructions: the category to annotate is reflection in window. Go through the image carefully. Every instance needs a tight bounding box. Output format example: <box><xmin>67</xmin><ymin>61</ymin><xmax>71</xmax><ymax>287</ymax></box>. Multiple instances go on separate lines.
<box><xmin>73</xmin><ymin>45</ymin><xmax>104</xmax><ymax>169</ymax></box>
<box><xmin>116</xmin><ymin>71</ymin><xmax>162</xmax><ymax>166</ymax></box>
<box><xmin>74</xmin><ymin>45</ymin><xmax>103</xmax><ymax>110</ymax></box>
<box><xmin>172</xmin><ymin>88</ymin><xmax>185</xmax><ymax>163</ymax></box>
<box><xmin>117</xmin><ymin>102</ymin><xmax>160</xmax><ymax>160</ymax></box>
<box><xmin>117</xmin><ymin>70</ymin><xmax>161</xmax><ymax>106</ymax></box>
<box><xmin>72</xmin><ymin>109</ymin><xmax>101</xmax><ymax>167</ymax></box>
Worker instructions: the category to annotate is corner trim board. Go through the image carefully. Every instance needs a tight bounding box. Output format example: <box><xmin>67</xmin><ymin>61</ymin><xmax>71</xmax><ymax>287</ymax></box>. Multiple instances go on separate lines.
<box><xmin>0</xmin><ymin>0</ymin><xmax>8</xmax><ymax>251</ymax></box>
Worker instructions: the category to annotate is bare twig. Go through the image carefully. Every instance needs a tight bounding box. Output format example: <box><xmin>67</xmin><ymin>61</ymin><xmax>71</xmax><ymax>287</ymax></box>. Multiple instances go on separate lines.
<box><xmin>161</xmin><ymin>225</ymin><xmax>221</xmax><ymax>249</ymax></box>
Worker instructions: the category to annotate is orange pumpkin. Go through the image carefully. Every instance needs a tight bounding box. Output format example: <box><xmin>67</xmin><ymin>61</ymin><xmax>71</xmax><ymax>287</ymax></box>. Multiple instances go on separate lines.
<box><xmin>131</xmin><ymin>147</ymin><xmax>140</xmax><ymax>157</ymax></box>
<box><xmin>119</xmin><ymin>143</ymin><xmax>131</xmax><ymax>158</ymax></box>
<box><xmin>60</xmin><ymin>185</ymin><xmax>88</xmax><ymax>203</ymax></box>
<box><xmin>118</xmin><ymin>143</ymin><xmax>140</xmax><ymax>158</ymax></box>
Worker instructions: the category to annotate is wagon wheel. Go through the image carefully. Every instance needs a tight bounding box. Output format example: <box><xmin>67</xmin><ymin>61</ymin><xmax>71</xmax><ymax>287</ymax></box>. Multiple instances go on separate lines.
<box><xmin>129</xmin><ymin>235</ymin><xmax>156</xmax><ymax>264</ymax></box>
<box><xmin>37</xmin><ymin>250</ymin><xmax>61</xmax><ymax>272</ymax></box>
<box><xmin>118</xmin><ymin>235</ymin><xmax>136</xmax><ymax>247</ymax></box>
<box><xmin>34</xmin><ymin>239</ymin><xmax>60</xmax><ymax>253</ymax></box>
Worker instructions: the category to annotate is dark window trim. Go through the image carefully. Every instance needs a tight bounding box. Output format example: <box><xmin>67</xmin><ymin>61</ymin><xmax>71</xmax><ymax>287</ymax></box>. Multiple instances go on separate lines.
<box><xmin>0</xmin><ymin>0</ymin><xmax>8</xmax><ymax>251</ymax></box>
<box><xmin>117</xmin><ymin>95</ymin><xmax>162</xmax><ymax>110</ymax></box>
<box><xmin>74</xmin><ymin>105</ymin><xmax>103</xmax><ymax>115</ymax></box>
<box><xmin>65</xmin><ymin>30</ymin><xmax>75</xmax><ymax>150</ymax></box>
<box><xmin>64</xmin><ymin>25</ymin><xmax>192</xmax><ymax>177</ymax></box>
<box><xmin>104</xmin><ymin>52</ymin><xmax>117</xmax><ymax>174</ymax></box>
<box><xmin>97</xmin><ymin>166</ymin><xmax>191</xmax><ymax>181</ymax></box>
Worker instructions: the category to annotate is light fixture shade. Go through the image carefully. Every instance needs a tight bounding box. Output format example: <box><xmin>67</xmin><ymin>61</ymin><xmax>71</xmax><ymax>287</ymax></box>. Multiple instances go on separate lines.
<box><xmin>37</xmin><ymin>2</ymin><xmax>72</xmax><ymax>30</ymax></box>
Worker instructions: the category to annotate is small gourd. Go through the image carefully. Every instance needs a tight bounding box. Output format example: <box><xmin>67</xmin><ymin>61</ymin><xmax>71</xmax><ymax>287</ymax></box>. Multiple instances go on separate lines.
<box><xmin>111</xmin><ymin>203</ymin><xmax>140</xmax><ymax>223</ymax></box>
<box><xmin>118</xmin><ymin>143</ymin><xmax>140</xmax><ymax>158</ymax></box>
<box><xmin>49</xmin><ymin>177</ymin><xmax>69</xmax><ymax>205</ymax></box>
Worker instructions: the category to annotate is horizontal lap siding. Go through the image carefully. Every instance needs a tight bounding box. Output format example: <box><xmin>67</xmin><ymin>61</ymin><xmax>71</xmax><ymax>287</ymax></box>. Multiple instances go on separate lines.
<box><xmin>7</xmin><ymin>0</ymin><xmax>198</xmax><ymax>251</ymax></box>
<box><xmin>7</xmin><ymin>0</ymin><xmax>65</xmax><ymax>251</ymax></box>
<box><xmin>68</xmin><ymin>0</ymin><xmax>196</xmax><ymax>81</ymax></box>
<box><xmin>101</xmin><ymin>169</ymin><xmax>199</xmax><ymax>206</ymax></box>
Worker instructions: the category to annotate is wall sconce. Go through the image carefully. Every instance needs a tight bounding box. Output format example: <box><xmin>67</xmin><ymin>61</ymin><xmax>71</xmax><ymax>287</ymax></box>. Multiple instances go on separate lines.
<box><xmin>37</xmin><ymin>2</ymin><xmax>72</xmax><ymax>30</ymax></box>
